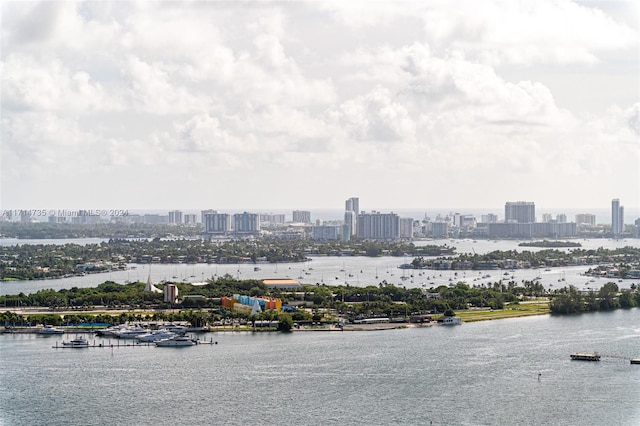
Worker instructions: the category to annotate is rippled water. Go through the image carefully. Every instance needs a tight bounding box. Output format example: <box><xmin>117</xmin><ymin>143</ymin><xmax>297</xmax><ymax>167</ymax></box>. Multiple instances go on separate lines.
<box><xmin>1</xmin><ymin>309</ymin><xmax>639</xmax><ymax>425</ymax></box>
<box><xmin>2</xmin><ymin>238</ymin><xmax>639</xmax><ymax>296</ymax></box>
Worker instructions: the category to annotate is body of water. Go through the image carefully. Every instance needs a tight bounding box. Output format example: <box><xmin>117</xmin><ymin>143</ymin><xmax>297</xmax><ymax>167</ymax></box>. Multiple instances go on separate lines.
<box><xmin>1</xmin><ymin>238</ymin><xmax>639</xmax><ymax>296</ymax></box>
<box><xmin>1</xmin><ymin>309</ymin><xmax>639</xmax><ymax>425</ymax></box>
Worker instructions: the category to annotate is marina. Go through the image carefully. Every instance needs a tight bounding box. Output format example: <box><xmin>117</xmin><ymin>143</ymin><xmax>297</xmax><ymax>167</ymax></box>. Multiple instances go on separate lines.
<box><xmin>52</xmin><ymin>335</ymin><xmax>217</xmax><ymax>349</ymax></box>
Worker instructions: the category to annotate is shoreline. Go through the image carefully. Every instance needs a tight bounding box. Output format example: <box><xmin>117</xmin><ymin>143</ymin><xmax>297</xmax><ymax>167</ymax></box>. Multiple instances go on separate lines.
<box><xmin>1</xmin><ymin>303</ymin><xmax>552</xmax><ymax>334</ymax></box>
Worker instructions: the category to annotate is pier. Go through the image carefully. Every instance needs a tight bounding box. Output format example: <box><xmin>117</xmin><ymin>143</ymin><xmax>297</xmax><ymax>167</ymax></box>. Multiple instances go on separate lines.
<box><xmin>52</xmin><ymin>337</ymin><xmax>218</xmax><ymax>349</ymax></box>
<box><xmin>571</xmin><ymin>352</ymin><xmax>640</xmax><ymax>364</ymax></box>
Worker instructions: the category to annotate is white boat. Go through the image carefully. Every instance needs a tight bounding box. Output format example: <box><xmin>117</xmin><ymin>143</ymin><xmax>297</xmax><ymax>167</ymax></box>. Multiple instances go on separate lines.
<box><xmin>163</xmin><ymin>324</ymin><xmax>187</xmax><ymax>335</ymax></box>
<box><xmin>136</xmin><ymin>330</ymin><xmax>176</xmax><ymax>343</ymax></box>
<box><xmin>155</xmin><ymin>336</ymin><xmax>196</xmax><ymax>347</ymax></box>
<box><xmin>113</xmin><ymin>326</ymin><xmax>149</xmax><ymax>339</ymax></box>
<box><xmin>440</xmin><ymin>316</ymin><xmax>462</xmax><ymax>325</ymax></box>
<box><xmin>39</xmin><ymin>325</ymin><xmax>64</xmax><ymax>335</ymax></box>
<box><xmin>62</xmin><ymin>337</ymin><xmax>89</xmax><ymax>348</ymax></box>
<box><xmin>95</xmin><ymin>324</ymin><xmax>129</xmax><ymax>337</ymax></box>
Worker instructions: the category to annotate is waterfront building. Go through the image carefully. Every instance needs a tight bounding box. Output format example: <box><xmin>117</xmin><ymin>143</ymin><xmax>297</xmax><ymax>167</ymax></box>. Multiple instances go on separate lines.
<box><xmin>204</xmin><ymin>212</ymin><xmax>231</xmax><ymax>235</ymax></box>
<box><xmin>487</xmin><ymin>222</ymin><xmax>577</xmax><ymax>238</ymax></box>
<box><xmin>431</xmin><ymin>221</ymin><xmax>449</xmax><ymax>238</ymax></box>
<box><xmin>611</xmin><ymin>198</ymin><xmax>624</xmax><ymax>235</ymax></box>
<box><xmin>292</xmin><ymin>210</ymin><xmax>311</xmax><ymax>224</ymax></box>
<box><xmin>233</xmin><ymin>212</ymin><xmax>260</xmax><ymax>237</ymax></box>
<box><xmin>356</xmin><ymin>211</ymin><xmax>400</xmax><ymax>241</ymax></box>
<box><xmin>575</xmin><ymin>213</ymin><xmax>596</xmax><ymax>226</ymax></box>
<box><xmin>168</xmin><ymin>210</ymin><xmax>183</xmax><ymax>224</ymax></box>
<box><xmin>505</xmin><ymin>201</ymin><xmax>535</xmax><ymax>223</ymax></box>
<box><xmin>312</xmin><ymin>225</ymin><xmax>341</xmax><ymax>241</ymax></box>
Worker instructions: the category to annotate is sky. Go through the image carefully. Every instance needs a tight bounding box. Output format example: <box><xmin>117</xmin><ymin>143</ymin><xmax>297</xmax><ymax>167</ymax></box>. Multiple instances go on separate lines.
<box><xmin>1</xmin><ymin>0</ymin><xmax>639</xmax><ymax>213</ymax></box>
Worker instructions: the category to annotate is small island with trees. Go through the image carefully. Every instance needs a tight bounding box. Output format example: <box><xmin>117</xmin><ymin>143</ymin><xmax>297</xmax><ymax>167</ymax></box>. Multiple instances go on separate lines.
<box><xmin>518</xmin><ymin>240</ymin><xmax>582</xmax><ymax>248</ymax></box>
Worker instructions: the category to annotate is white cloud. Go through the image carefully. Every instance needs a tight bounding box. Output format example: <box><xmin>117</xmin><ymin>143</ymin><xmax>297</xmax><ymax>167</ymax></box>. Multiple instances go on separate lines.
<box><xmin>1</xmin><ymin>1</ymin><xmax>637</xmax><ymax>210</ymax></box>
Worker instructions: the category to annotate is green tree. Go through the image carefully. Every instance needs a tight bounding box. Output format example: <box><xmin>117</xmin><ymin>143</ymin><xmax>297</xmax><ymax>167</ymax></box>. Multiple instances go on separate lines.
<box><xmin>278</xmin><ymin>313</ymin><xmax>293</xmax><ymax>332</ymax></box>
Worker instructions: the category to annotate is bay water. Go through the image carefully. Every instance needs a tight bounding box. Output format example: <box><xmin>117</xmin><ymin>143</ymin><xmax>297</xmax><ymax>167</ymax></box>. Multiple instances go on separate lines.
<box><xmin>1</xmin><ymin>308</ymin><xmax>639</xmax><ymax>425</ymax></box>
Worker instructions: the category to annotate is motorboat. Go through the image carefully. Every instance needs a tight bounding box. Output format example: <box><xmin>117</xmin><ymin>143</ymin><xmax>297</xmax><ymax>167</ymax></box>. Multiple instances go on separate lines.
<box><xmin>62</xmin><ymin>337</ymin><xmax>89</xmax><ymax>348</ymax></box>
<box><xmin>163</xmin><ymin>324</ymin><xmax>187</xmax><ymax>335</ymax></box>
<box><xmin>136</xmin><ymin>330</ymin><xmax>176</xmax><ymax>343</ymax></box>
<box><xmin>39</xmin><ymin>325</ymin><xmax>64</xmax><ymax>335</ymax></box>
<box><xmin>112</xmin><ymin>326</ymin><xmax>149</xmax><ymax>339</ymax></box>
<box><xmin>95</xmin><ymin>324</ymin><xmax>129</xmax><ymax>337</ymax></box>
<box><xmin>155</xmin><ymin>336</ymin><xmax>196</xmax><ymax>347</ymax></box>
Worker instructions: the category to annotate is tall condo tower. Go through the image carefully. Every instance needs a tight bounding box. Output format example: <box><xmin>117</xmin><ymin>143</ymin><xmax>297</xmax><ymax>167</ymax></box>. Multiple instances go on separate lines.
<box><xmin>505</xmin><ymin>201</ymin><xmax>535</xmax><ymax>223</ymax></box>
<box><xmin>345</xmin><ymin>197</ymin><xmax>360</xmax><ymax>215</ymax></box>
<box><xmin>611</xmin><ymin>198</ymin><xmax>624</xmax><ymax>235</ymax></box>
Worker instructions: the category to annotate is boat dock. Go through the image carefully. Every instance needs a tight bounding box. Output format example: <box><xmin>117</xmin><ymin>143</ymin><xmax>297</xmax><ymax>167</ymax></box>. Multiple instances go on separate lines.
<box><xmin>570</xmin><ymin>353</ymin><xmax>601</xmax><ymax>361</ymax></box>
<box><xmin>571</xmin><ymin>352</ymin><xmax>640</xmax><ymax>364</ymax></box>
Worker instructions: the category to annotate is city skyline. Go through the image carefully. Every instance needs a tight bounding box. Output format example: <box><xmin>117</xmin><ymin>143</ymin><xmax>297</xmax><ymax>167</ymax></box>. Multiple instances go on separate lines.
<box><xmin>1</xmin><ymin>1</ymin><xmax>639</xmax><ymax>210</ymax></box>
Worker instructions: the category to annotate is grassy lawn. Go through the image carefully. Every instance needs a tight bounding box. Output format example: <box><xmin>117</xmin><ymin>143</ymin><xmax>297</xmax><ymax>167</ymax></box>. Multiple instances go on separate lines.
<box><xmin>455</xmin><ymin>301</ymin><xmax>550</xmax><ymax>322</ymax></box>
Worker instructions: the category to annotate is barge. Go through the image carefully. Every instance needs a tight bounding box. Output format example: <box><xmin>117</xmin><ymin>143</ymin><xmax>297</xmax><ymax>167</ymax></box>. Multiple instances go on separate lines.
<box><xmin>570</xmin><ymin>353</ymin><xmax>601</xmax><ymax>361</ymax></box>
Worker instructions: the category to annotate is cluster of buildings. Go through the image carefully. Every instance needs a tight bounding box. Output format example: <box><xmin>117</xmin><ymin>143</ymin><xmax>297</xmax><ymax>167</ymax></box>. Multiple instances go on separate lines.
<box><xmin>3</xmin><ymin>198</ymin><xmax>637</xmax><ymax>241</ymax></box>
<box><xmin>197</xmin><ymin>198</ymin><xmax>624</xmax><ymax>240</ymax></box>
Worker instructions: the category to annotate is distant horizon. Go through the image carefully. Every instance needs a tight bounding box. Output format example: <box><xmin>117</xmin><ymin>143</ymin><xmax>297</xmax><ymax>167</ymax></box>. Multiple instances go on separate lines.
<box><xmin>4</xmin><ymin>205</ymin><xmax>636</xmax><ymax>225</ymax></box>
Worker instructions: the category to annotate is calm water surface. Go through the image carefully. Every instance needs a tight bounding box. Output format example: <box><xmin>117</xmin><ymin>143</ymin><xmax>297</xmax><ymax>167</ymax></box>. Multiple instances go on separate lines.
<box><xmin>2</xmin><ymin>238</ymin><xmax>639</xmax><ymax>296</ymax></box>
<box><xmin>1</xmin><ymin>309</ymin><xmax>639</xmax><ymax>425</ymax></box>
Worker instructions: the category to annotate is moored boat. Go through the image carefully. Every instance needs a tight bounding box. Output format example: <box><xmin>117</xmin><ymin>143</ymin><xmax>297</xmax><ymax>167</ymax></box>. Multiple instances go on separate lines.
<box><xmin>62</xmin><ymin>337</ymin><xmax>89</xmax><ymax>348</ymax></box>
<box><xmin>136</xmin><ymin>330</ymin><xmax>176</xmax><ymax>343</ymax></box>
<box><xmin>39</xmin><ymin>325</ymin><xmax>64</xmax><ymax>335</ymax></box>
<box><xmin>155</xmin><ymin>336</ymin><xmax>196</xmax><ymax>347</ymax></box>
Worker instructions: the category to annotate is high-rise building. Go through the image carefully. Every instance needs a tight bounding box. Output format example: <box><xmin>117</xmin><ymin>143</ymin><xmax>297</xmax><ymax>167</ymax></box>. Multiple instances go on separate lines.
<box><xmin>345</xmin><ymin>197</ymin><xmax>359</xmax><ymax>215</ymax></box>
<box><xmin>611</xmin><ymin>198</ymin><xmax>624</xmax><ymax>235</ymax></box>
<box><xmin>292</xmin><ymin>210</ymin><xmax>311</xmax><ymax>223</ymax></box>
<box><xmin>233</xmin><ymin>212</ymin><xmax>260</xmax><ymax>236</ymax></box>
<box><xmin>184</xmin><ymin>214</ymin><xmax>197</xmax><ymax>225</ymax></box>
<box><xmin>356</xmin><ymin>211</ymin><xmax>400</xmax><ymax>240</ymax></box>
<box><xmin>204</xmin><ymin>212</ymin><xmax>230</xmax><ymax>235</ymax></box>
<box><xmin>311</xmin><ymin>225</ymin><xmax>341</xmax><ymax>241</ymax></box>
<box><xmin>344</xmin><ymin>210</ymin><xmax>357</xmax><ymax>237</ymax></box>
<box><xmin>399</xmin><ymin>217</ymin><xmax>414</xmax><ymax>239</ymax></box>
<box><xmin>431</xmin><ymin>222</ymin><xmax>449</xmax><ymax>238</ymax></box>
<box><xmin>201</xmin><ymin>209</ymin><xmax>217</xmax><ymax>224</ymax></box>
<box><xmin>575</xmin><ymin>213</ymin><xmax>596</xmax><ymax>226</ymax></box>
<box><xmin>556</xmin><ymin>214</ymin><xmax>567</xmax><ymax>223</ymax></box>
<box><xmin>481</xmin><ymin>213</ymin><xmax>498</xmax><ymax>224</ymax></box>
<box><xmin>505</xmin><ymin>201</ymin><xmax>535</xmax><ymax>223</ymax></box>
<box><xmin>168</xmin><ymin>210</ymin><xmax>183</xmax><ymax>224</ymax></box>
